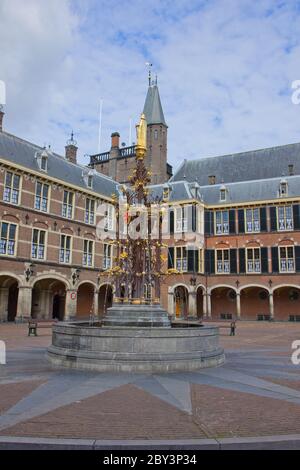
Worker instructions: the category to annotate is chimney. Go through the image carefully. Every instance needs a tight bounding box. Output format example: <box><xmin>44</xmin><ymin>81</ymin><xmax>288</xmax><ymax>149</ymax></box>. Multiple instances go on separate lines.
<box><xmin>111</xmin><ymin>132</ymin><xmax>120</xmax><ymax>148</ymax></box>
<box><xmin>65</xmin><ymin>131</ymin><xmax>78</xmax><ymax>164</ymax></box>
<box><xmin>0</xmin><ymin>107</ymin><xmax>4</xmax><ymax>132</ymax></box>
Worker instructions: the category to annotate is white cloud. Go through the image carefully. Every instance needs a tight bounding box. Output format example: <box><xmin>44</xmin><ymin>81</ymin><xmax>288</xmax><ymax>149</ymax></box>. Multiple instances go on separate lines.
<box><xmin>1</xmin><ymin>0</ymin><xmax>300</xmax><ymax>173</ymax></box>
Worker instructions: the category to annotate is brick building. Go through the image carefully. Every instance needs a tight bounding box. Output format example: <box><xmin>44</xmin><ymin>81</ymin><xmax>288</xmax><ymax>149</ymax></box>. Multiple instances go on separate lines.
<box><xmin>0</xmin><ymin>83</ymin><xmax>300</xmax><ymax>323</ymax></box>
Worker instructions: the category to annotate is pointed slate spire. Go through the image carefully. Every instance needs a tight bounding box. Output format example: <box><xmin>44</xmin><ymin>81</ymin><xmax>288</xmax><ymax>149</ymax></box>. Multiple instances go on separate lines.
<box><xmin>143</xmin><ymin>83</ymin><xmax>167</xmax><ymax>127</ymax></box>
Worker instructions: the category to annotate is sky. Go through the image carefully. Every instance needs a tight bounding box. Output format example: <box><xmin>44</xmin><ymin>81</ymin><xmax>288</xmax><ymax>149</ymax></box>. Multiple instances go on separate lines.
<box><xmin>1</xmin><ymin>0</ymin><xmax>300</xmax><ymax>173</ymax></box>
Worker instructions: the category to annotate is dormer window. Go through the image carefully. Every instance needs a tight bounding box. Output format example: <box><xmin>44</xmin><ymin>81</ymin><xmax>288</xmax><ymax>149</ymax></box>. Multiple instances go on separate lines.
<box><xmin>190</xmin><ymin>182</ymin><xmax>200</xmax><ymax>199</ymax></box>
<box><xmin>220</xmin><ymin>186</ymin><xmax>226</xmax><ymax>201</ymax></box>
<box><xmin>279</xmin><ymin>180</ymin><xmax>288</xmax><ymax>197</ymax></box>
<box><xmin>36</xmin><ymin>149</ymin><xmax>48</xmax><ymax>172</ymax></box>
<box><xmin>82</xmin><ymin>169</ymin><xmax>95</xmax><ymax>188</ymax></box>
<box><xmin>41</xmin><ymin>155</ymin><xmax>47</xmax><ymax>171</ymax></box>
<box><xmin>163</xmin><ymin>183</ymin><xmax>171</xmax><ymax>201</ymax></box>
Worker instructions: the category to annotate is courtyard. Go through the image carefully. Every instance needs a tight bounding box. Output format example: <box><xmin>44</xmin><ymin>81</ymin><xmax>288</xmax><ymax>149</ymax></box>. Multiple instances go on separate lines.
<box><xmin>0</xmin><ymin>321</ymin><xmax>300</xmax><ymax>449</ymax></box>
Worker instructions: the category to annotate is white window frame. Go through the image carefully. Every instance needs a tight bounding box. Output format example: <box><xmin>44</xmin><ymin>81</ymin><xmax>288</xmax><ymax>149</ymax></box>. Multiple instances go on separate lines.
<box><xmin>245</xmin><ymin>208</ymin><xmax>260</xmax><ymax>233</ymax></box>
<box><xmin>220</xmin><ymin>189</ymin><xmax>226</xmax><ymax>201</ymax></box>
<box><xmin>277</xmin><ymin>205</ymin><xmax>293</xmax><ymax>231</ymax></box>
<box><xmin>279</xmin><ymin>182</ymin><xmax>288</xmax><ymax>197</ymax></box>
<box><xmin>215</xmin><ymin>210</ymin><xmax>229</xmax><ymax>235</ymax></box>
<box><xmin>175</xmin><ymin>207</ymin><xmax>187</xmax><ymax>233</ymax></box>
<box><xmin>103</xmin><ymin>243</ymin><xmax>112</xmax><ymax>269</ymax></box>
<box><xmin>35</xmin><ymin>181</ymin><xmax>49</xmax><ymax>212</ymax></box>
<box><xmin>215</xmin><ymin>249</ymin><xmax>230</xmax><ymax>274</ymax></box>
<box><xmin>85</xmin><ymin>198</ymin><xmax>95</xmax><ymax>225</ymax></box>
<box><xmin>175</xmin><ymin>246</ymin><xmax>187</xmax><ymax>272</ymax></box>
<box><xmin>104</xmin><ymin>205</ymin><xmax>115</xmax><ymax>231</ymax></box>
<box><xmin>246</xmin><ymin>247</ymin><xmax>261</xmax><ymax>273</ymax></box>
<box><xmin>60</xmin><ymin>234</ymin><xmax>72</xmax><ymax>264</ymax></box>
<box><xmin>3</xmin><ymin>171</ymin><xmax>21</xmax><ymax>205</ymax></box>
<box><xmin>0</xmin><ymin>222</ymin><xmax>17</xmax><ymax>257</ymax></box>
<box><xmin>83</xmin><ymin>239</ymin><xmax>94</xmax><ymax>267</ymax></box>
<box><xmin>31</xmin><ymin>228</ymin><xmax>46</xmax><ymax>260</ymax></box>
<box><xmin>62</xmin><ymin>190</ymin><xmax>74</xmax><ymax>219</ymax></box>
<box><xmin>279</xmin><ymin>245</ymin><xmax>295</xmax><ymax>273</ymax></box>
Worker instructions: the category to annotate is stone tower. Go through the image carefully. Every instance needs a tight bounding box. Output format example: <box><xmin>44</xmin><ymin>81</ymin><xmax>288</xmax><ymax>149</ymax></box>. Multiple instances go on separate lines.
<box><xmin>90</xmin><ymin>80</ymin><xmax>172</xmax><ymax>184</ymax></box>
<box><xmin>143</xmin><ymin>81</ymin><xmax>170</xmax><ymax>184</ymax></box>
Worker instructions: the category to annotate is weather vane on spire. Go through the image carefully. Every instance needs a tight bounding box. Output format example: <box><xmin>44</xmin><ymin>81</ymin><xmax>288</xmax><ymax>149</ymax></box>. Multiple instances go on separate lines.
<box><xmin>145</xmin><ymin>62</ymin><xmax>153</xmax><ymax>86</ymax></box>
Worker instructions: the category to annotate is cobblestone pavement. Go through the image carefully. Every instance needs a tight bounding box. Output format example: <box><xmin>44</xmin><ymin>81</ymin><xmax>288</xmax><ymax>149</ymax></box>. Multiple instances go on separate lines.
<box><xmin>0</xmin><ymin>322</ymin><xmax>300</xmax><ymax>440</ymax></box>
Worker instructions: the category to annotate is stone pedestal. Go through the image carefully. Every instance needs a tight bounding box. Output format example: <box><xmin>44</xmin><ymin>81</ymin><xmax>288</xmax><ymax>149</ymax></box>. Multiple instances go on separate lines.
<box><xmin>102</xmin><ymin>303</ymin><xmax>171</xmax><ymax>328</ymax></box>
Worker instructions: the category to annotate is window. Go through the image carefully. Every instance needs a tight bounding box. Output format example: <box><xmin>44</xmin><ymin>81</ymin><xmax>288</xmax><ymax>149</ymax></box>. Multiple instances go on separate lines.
<box><xmin>215</xmin><ymin>210</ymin><xmax>229</xmax><ymax>235</ymax></box>
<box><xmin>60</xmin><ymin>235</ymin><xmax>71</xmax><ymax>263</ymax></box>
<box><xmin>103</xmin><ymin>243</ymin><xmax>112</xmax><ymax>269</ymax></box>
<box><xmin>198</xmin><ymin>249</ymin><xmax>204</xmax><ymax>273</ymax></box>
<box><xmin>277</xmin><ymin>206</ymin><xmax>293</xmax><ymax>231</ymax></box>
<box><xmin>175</xmin><ymin>246</ymin><xmax>187</xmax><ymax>272</ymax></box>
<box><xmin>41</xmin><ymin>156</ymin><xmax>47</xmax><ymax>171</ymax></box>
<box><xmin>87</xmin><ymin>175</ymin><xmax>93</xmax><ymax>188</ymax></box>
<box><xmin>0</xmin><ymin>222</ymin><xmax>17</xmax><ymax>256</ymax></box>
<box><xmin>37</xmin><ymin>149</ymin><xmax>48</xmax><ymax>172</ymax></box>
<box><xmin>83</xmin><ymin>240</ymin><xmax>94</xmax><ymax>267</ymax></box>
<box><xmin>104</xmin><ymin>205</ymin><xmax>115</xmax><ymax>231</ymax></box>
<box><xmin>245</xmin><ymin>208</ymin><xmax>260</xmax><ymax>233</ymax></box>
<box><xmin>35</xmin><ymin>182</ymin><xmax>49</xmax><ymax>212</ymax></box>
<box><xmin>279</xmin><ymin>181</ymin><xmax>288</xmax><ymax>197</ymax></box>
<box><xmin>85</xmin><ymin>198</ymin><xmax>95</xmax><ymax>224</ymax></box>
<box><xmin>3</xmin><ymin>171</ymin><xmax>20</xmax><ymax>205</ymax></box>
<box><xmin>279</xmin><ymin>246</ymin><xmax>295</xmax><ymax>272</ymax></box>
<box><xmin>220</xmin><ymin>188</ymin><xmax>226</xmax><ymax>201</ymax></box>
<box><xmin>62</xmin><ymin>190</ymin><xmax>74</xmax><ymax>219</ymax></box>
<box><xmin>154</xmin><ymin>129</ymin><xmax>158</xmax><ymax>140</ymax></box>
<box><xmin>32</xmin><ymin>229</ymin><xmax>46</xmax><ymax>260</ymax></box>
<box><xmin>175</xmin><ymin>207</ymin><xmax>187</xmax><ymax>233</ymax></box>
<box><xmin>246</xmin><ymin>248</ymin><xmax>261</xmax><ymax>273</ymax></box>
<box><xmin>216</xmin><ymin>249</ymin><xmax>230</xmax><ymax>274</ymax></box>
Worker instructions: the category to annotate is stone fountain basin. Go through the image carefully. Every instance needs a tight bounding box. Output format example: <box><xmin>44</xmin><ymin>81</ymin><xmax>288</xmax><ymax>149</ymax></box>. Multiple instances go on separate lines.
<box><xmin>47</xmin><ymin>321</ymin><xmax>225</xmax><ymax>373</ymax></box>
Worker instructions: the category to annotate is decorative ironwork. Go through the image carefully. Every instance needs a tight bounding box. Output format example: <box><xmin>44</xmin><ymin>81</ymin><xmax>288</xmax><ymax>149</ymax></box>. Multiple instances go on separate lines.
<box><xmin>102</xmin><ymin>113</ymin><xmax>178</xmax><ymax>305</ymax></box>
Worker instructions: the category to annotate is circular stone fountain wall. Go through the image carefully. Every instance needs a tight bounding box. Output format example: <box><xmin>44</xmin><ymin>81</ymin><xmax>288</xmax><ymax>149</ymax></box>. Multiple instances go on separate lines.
<box><xmin>47</xmin><ymin>322</ymin><xmax>225</xmax><ymax>373</ymax></box>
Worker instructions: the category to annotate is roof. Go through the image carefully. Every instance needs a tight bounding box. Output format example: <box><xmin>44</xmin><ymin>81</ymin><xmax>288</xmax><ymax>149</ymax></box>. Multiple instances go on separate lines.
<box><xmin>0</xmin><ymin>131</ymin><xmax>118</xmax><ymax>199</ymax></box>
<box><xmin>170</xmin><ymin>142</ymin><xmax>300</xmax><ymax>185</ymax></box>
<box><xmin>148</xmin><ymin>175</ymin><xmax>300</xmax><ymax>206</ymax></box>
<box><xmin>148</xmin><ymin>181</ymin><xmax>193</xmax><ymax>202</ymax></box>
<box><xmin>143</xmin><ymin>84</ymin><xmax>167</xmax><ymax>126</ymax></box>
<box><xmin>200</xmin><ymin>176</ymin><xmax>300</xmax><ymax>205</ymax></box>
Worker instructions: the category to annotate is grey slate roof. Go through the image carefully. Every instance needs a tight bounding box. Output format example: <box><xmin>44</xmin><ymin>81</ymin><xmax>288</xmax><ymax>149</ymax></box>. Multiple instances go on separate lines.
<box><xmin>148</xmin><ymin>175</ymin><xmax>300</xmax><ymax>205</ymax></box>
<box><xmin>199</xmin><ymin>176</ymin><xmax>300</xmax><ymax>205</ymax></box>
<box><xmin>0</xmin><ymin>131</ymin><xmax>118</xmax><ymax>199</ymax></box>
<box><xmin>143</xmin><ymin>85</ymin><xmax>167</xmax><ymax>126</ymax></box>
<box><xmin>148</xmin><ymin>181</ymin><xmax>193</xmax><ymax>202</ymax></box>
<box><xmin>171</xmin><ymin>142</ymin><xmax>300</xmax><ymax>185</ymax></box>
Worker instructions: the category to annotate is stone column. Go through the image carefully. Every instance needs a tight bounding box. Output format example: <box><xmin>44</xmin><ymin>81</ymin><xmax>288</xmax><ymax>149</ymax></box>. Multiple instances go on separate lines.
<box><xmin>206</xmin><ymin>293</ymin><xmax>212</xmax><ymax>318</ymax></box>
<box><xmin>269</xmin><ymin>292</ymin><xmax>274</xmax><ymax>320</ymax></box>
<box><xmin>202</xmin><ymin>292</ymin><xmax>207</xmax><ymax>318</ymax></box>
<box><xmin>188</xmin><ymin>289</ymin><xmax>197</xmax><ymax>318</ymax></box>
<box><xmin>236</xmin><ymin>292</ymin><xmax>241</xmax><ymax>319</ymax></box>
<box><xmin>0</xmin><ymin>287</ymin><xmax>9</xmax><ymax>321</ymax></box>
<box><xmin>94</xmin><ymin>289</ymin><xmax>99</xmax><ymax>317</ymax></box>
<box><xmin>16</xmin><ymin>286</ymin><xmax>32</xmax><ymax>319</ymax></box>
<box><xmin>65</xmin><ymin>289</ymin><xmax>77</xmax><ymax>320</ymax></box>
<box><xmin>168</xmin><ymin>291</ymin><xmax>174</xmax><ymax>316</ymax></box>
